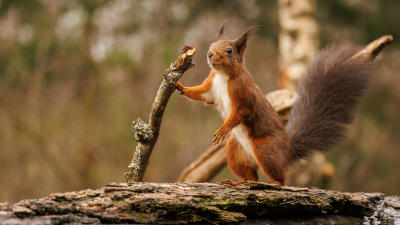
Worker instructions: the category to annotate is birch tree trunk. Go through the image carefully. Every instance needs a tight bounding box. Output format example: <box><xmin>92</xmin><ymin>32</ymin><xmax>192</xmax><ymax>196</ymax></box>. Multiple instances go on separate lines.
<box><xmin>278</xmin><ymin>0</ymin><xmax>319</xmax><ymax>90</ymax></box>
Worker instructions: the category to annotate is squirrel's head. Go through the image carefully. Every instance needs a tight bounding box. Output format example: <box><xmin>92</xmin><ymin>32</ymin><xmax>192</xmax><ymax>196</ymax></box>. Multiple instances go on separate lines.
<box><xmin>207</xmin><ymin>20</ymin><xmax>259</xmax><ymax>74</ymax></box>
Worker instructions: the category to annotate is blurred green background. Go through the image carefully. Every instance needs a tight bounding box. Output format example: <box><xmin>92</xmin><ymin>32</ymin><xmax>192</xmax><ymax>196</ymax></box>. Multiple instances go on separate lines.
<box><xmin>1</xmin><ymin>0</ymin><xmax>399</xmax><ymax>203</ymax></box>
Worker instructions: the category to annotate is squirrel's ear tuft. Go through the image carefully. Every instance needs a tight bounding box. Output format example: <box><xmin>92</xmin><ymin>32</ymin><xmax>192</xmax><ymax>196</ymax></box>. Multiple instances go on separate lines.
<box><xmin>235</xmin><ymin>25</ymin><xmax>260</xmax><ymax>59</ymax></box>
<box><xmin>217</xmin><ymin>19</ymin><xmax>228</xmax><ymax>41</ymax></box>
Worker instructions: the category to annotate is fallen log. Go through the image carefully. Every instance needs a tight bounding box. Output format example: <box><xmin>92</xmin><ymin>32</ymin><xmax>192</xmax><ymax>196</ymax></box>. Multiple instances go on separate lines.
<box><xmin>1</xmin><ymin>182</ymin><xmax>399</xmax><ymax>224</ymax></box>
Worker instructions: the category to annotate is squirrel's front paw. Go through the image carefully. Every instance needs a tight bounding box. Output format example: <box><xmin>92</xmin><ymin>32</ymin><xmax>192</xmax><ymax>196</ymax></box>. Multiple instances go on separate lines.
<box><xmin>175</xmin><ymin>81</ymin><xmax>185</xmax><ymax>95</ymax></box>
<box><xmin>213</xmin><ymin>129</ymin><xmax>227</xmax><ymax>145</ymax></box>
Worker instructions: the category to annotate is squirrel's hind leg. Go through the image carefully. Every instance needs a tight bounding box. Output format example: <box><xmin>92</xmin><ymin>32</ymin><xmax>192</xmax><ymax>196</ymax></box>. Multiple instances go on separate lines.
<box><xmin>223</xmin><ymin>135</ymin><xmax>259</xmax><ymax>183</ymax></box>
<box><xmin>252</xmin><ymin>137</ymin><xmax>288</xmax><ymax>186</ymax></box>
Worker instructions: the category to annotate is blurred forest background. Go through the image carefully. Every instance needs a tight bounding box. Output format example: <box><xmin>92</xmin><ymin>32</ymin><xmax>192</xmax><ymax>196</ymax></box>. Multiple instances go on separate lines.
<box><xmin>1</xmin><ymin>0</ymin><xmax>400</xmax><ymax>203</ymax></box>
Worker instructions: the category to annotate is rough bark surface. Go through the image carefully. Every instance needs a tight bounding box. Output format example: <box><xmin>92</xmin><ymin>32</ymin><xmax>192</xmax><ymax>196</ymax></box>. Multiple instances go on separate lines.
<box><xmin>1</xmin><ymin>182</ymin><xmax>399</xmax><ymax>224</ymax></box>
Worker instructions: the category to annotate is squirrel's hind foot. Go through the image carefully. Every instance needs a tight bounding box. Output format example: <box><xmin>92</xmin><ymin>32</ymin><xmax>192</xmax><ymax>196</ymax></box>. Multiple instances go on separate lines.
<box><xmin>268</xmin><ymin>180</ymin><xmax>284</xmax><ymax>185</ymax></box>
<box><xmin>218</xmin><ymin>179</ymin><xmax>246</xmax><ymax>186</ymax></box>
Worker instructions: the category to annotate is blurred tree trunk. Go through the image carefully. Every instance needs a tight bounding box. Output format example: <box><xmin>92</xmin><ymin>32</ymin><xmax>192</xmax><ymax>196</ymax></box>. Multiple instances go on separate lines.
<box><xmin>277</xmin><ymin>0</ymin><xmax>330</xmax><ymax>188</ymax></box>
<box><xmin>277</xmin><ymin>0</ymin><xmax>319</xmax><ymax>90</ymax></box>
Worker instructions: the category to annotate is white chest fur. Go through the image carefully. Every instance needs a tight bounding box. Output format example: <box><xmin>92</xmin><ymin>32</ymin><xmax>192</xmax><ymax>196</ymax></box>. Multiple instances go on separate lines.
<box><xmin>202</xmin><ymin>71</ymin><xmax>254</xmax><ymax>159</ymax></box>
<box><xmin>210</xmin><ymin>71</ymin><xmax>232</xmax><ymax>119</ymax></box>
<box><xmin>232</xmin><ymin>125</ymin><xmax>254</xmax><ymax>160</ymax></box>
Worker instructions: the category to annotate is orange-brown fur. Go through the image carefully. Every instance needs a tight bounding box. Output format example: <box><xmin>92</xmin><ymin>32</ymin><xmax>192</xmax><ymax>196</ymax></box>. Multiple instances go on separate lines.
<box><xmin>176</xmin><ymin>71</ymin><xmax>215</xmax><ymax>105</ymax></box>
<box><xmin>225</xmin><ymin>136</ymin><xmax>258</xmax><ymax>181</ymax></box>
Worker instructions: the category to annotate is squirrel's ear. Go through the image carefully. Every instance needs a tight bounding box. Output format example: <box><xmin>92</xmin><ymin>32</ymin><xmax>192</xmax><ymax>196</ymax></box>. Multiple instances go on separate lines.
<box><xmin>217</xmin><ymin>19</ymin><xmax>228</xmax><ymax>41</ymax></box>
<box><xmin>235</xmin><ymin>25</ymin><xmax>260</xmax><ymax>58</ymax></box>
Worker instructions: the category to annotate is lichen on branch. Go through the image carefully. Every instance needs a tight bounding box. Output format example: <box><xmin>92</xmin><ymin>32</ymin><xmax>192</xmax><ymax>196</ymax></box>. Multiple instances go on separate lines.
<box><xmin>131</xmin><ymin>118</ymin><xmax>154</xmax><ymax>143</ymax></box>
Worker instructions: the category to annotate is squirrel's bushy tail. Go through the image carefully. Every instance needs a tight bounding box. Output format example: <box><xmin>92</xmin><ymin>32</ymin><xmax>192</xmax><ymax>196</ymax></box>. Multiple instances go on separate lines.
<box><xmin>286</xmin><ymin>45</ymin><xmax>375</xmax><ymax>164</ymax></box>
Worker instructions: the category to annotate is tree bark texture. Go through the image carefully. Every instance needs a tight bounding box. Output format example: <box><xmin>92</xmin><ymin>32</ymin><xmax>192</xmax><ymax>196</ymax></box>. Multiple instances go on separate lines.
<box><xmin>125</xmin><ymin>45</ymin><xmax>196</xmax><ymax>183</ymax></box>
<box><xmin>1</xmin><ymin>182</ymin><xmax>399</xmax><ymax>224</ymax></box>
<box><xmin>353</xmin><ymin>35</ymin><xmax>394</xmax><ymax>60</ymax></box>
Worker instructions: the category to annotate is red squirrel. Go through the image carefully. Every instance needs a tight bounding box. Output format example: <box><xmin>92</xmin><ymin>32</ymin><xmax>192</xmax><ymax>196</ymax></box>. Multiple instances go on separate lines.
<box><xmin>175</xmin><ymin>21</ymin><xmax>374</xmax><ymax>186</ymax></box>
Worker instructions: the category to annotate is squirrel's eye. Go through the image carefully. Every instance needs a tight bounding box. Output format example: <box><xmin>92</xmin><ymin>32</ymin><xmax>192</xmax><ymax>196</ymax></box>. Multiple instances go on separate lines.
<box><xmin>226</xmin><ymin>48</ymin><xmax>232</xmax><ymax>54</ymax></box>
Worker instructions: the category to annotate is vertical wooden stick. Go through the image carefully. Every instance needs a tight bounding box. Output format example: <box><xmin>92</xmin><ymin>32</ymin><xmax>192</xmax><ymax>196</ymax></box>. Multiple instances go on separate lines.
<box><xmin>125</xmin><ymin>45</ymin><xmax>196</xmax><ymax>182</ymax></box>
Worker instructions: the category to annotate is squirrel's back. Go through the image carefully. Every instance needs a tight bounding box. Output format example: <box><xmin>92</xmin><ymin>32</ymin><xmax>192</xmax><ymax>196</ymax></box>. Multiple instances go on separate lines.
<box><xmin>286</xmin><ymin>45</ymin><xmax>375</xmax><ymax>164</ymax></box>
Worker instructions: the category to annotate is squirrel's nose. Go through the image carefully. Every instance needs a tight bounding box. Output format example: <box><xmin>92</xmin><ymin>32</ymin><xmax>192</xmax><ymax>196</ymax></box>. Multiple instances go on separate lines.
<box><xmin>208</xmin><ymin>52</ymin><xmax>214</xmax><ymax>58</ymax></box>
